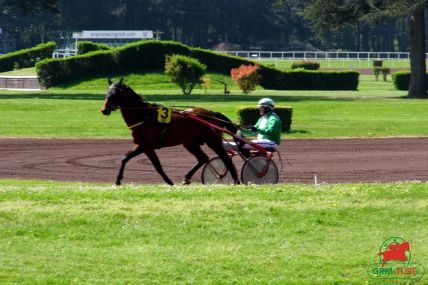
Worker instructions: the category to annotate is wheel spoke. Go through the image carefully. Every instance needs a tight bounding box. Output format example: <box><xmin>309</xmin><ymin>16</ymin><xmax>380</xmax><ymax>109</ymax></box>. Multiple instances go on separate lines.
<box><xmin>202</xmin><ymin>157</ymin><xmax>236</xmax><ymax>184</ymax></box>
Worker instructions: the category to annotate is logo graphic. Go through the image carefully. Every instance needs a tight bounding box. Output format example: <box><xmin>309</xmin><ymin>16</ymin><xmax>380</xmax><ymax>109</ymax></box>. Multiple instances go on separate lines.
<box><xmin>367</xmin><ymin>237</ymin><xmax>425</xmax><ymax>280</ymax></box>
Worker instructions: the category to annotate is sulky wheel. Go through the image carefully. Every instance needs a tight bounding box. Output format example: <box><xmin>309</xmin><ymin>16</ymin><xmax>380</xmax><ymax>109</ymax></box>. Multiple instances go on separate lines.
<box><xmin>241</xmin><ymin>155</ymin><xmax>279</xmax><ymax>185</ymax></box>
<box><xmin>201</xmin><ymin>157</ymin><xmax>237</xmax><ymax>184</ymax></box>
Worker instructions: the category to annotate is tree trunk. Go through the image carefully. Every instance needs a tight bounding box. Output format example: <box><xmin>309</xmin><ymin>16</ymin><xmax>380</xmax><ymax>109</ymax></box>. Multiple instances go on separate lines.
<box><xmin>409</xmin><ymin>7</ymin><xmax>427</xmax><ymax>98</ymax></box>
<box><xmin>361</xmin><ymin>24</ymin><xmax>369</xmax><ymax>51</ymax></box>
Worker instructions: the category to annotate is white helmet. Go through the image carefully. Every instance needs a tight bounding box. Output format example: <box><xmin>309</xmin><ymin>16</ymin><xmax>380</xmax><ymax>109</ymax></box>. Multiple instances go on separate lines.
<box><xmin>258</xmin><ymin>98</ymin><xmax>275</xmax><ymax>110</ymax></box>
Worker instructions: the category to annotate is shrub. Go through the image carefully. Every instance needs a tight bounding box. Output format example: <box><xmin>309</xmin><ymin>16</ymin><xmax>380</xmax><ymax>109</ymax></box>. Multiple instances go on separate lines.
<box><xmin>237</xmin><ymin>107</ymin><xmax>293</xmax><ymax>132</ymax></box>
<box><xmin>230</xmin><ymin>64</ymin><xmax>261</xmax><ymax>94</ymax></box>
<box><xmin>164</xmin><ymin>54</ymin><xmax>206</xmax><ymax>95</ymax></box>
<box><xmin>392</xmin><ymin>71</ymin><xmax>410</xmax><ymax>90</ymax></box>
<box><xmin>0</xmin><ymin>41</ymin><xmax>56</xmax><ymax>72</ymax></box>
<box><xmin>373</xmin><ymin>60</ymin><xmax>383</xmax><ymax>67</ymax></box>
<box><xmin>77</xmin><ymin>41</ymin><xmax>111</xmax><ymax>54</ymax></box>
<box><xmin>201</xmin><ymin>74</ymin><xmax>211</xmax><ymax>94</ymax></box>
<box><xmin>291</xmin><ymin>61</ymin><xmax>320</xmax><ymax>70</ymax></box>
<box><xmin>392</xmin><ymin>71</ymin><xmax>428</xmax><ymax>91</ymax></box>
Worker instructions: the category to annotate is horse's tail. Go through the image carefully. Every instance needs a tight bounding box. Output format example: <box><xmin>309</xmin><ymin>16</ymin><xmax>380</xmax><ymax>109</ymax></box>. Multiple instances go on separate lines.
<box><xmin>214</xmin><ymin>112</ymin><xmax>239</xmax><ymax>134</ymax></box>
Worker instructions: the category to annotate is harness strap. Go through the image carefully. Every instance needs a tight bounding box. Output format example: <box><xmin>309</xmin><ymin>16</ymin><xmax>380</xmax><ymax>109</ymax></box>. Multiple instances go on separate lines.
<box><xmin>127</xmin><ymin>121</ymin><xmax>144</xmax><ymax>129</ymax></box>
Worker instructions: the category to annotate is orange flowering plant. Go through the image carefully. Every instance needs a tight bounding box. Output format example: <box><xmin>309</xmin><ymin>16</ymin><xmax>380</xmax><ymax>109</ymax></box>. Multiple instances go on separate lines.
<box><xmin>230</xmin><ymin>64</ymin><xmax>261</xmax><ymax>94</ymax></box>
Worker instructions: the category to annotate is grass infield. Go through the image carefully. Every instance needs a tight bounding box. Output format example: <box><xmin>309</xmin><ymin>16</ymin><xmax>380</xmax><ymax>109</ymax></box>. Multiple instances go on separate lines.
<box><xmin>0</xmin><ymin>180</ymin><xmax>427</xmax><ymax>284</ymax></box>
<box><xmin>1</xmin><ymin>74</ymin><xmax>428</xmax><ymax>139</ymax></box>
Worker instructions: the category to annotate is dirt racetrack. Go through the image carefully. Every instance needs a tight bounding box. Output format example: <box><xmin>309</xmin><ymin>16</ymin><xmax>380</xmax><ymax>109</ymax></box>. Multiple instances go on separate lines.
<box><xmin>0</xmin><ymin>138</ymin><xmax>427</xmax><ymax>184</ymax></box>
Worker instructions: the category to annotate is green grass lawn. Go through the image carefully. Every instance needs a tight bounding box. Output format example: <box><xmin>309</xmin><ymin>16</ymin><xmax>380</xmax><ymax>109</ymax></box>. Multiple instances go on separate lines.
<box><xmin>1</xmin><ymin>73</ymin><xmax>427</xmax><ymax>139</ymax></box>
<box><xmin>0</xmin><ymin>67</ymin><xmax>37</xmax><ymax>76</ymax></box>
<box><xmin>51</xmin><ymin>72</ymin><xmax>238</xmax><ymax>92</ymax></box>
<box><xmin>0</xmin><ymin>180</ymin><xmax>427</xmax><ymax>284</ymax></box>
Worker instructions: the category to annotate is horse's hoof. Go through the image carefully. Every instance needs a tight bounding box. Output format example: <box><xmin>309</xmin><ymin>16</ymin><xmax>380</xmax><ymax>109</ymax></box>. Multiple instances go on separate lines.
<box><xmin>115</xmin><ymin>181</ymin><xmax>121</xmax><ymax>186</ymax></box>
<box><xmin>182</xmin><ymin>179</ymin><xmax>191</xmax><ymax>185</ymax></box>
<box><xmin>234</xmin><ymin>180</ymin><xmax>240</xmax><ymax>185</ymax></box>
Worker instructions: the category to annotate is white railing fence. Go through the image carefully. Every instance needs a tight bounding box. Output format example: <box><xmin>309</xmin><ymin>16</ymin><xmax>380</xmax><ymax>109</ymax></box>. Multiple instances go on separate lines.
<box><xmin>53</xmin><ymin>50</ymin><xmax>422</xmax><ymax>60</ymax></box>
<box><xmin>51</xmin><ymin>49</ymin><xmax>423</xmax><ymax>68</ymax></box>
<box><xmin>52</xmin><ymin>49</ymin><xmax>77</xmax><ymax>58</ymax></box>
<box><xmin>219</xmin><ymin>51</ymin><xmax>419</xmax><ymax>61</ymax></box>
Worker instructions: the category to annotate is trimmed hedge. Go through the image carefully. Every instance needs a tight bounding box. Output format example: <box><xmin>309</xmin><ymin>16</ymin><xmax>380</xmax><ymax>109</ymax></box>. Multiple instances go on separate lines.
<box><xmin>237</xmin><ymin>107</ymin><xmax>293</xmax><ymax>132</ymax></box>
<box><xmin>291</xmin><ymin>61</ymin><xmax>320</xmax><ymax>70</ymax></box>
<box><xmin>269</xmin><ymin>70</ymin><xmax>360</xmax><ymax>90</ymax></box>
<box><xmin>36</xmin><ymin>40</ymin><xmax>359</xmax><ymax>90</ymax></box>
<box><xmin>0</xmin><ymin>42</ymin><xmax>56</xmax><ymax>72</ymax></box>
<box><xmin>37</xmin><ymin>50</ymin><xmax>116</xmax><ymax>88</ymax></box>
<box><xmin>392</xmin><ymin>71</ymin><xmax>428</xmax><ymax>91</ymax></box>
<box><xmin>114</xmin><ymin>41</ymin><xmax>191</xmax><ymax>72</ymax></box>
<box><xmin>77</xmin><ymin>41</ymin><xmax>111</xmax><ymax>54</ymax></box>
<box><xmin>191</xmin><ymin>48</ymin><xmax>253</xmax><ymax>74</ymax></box>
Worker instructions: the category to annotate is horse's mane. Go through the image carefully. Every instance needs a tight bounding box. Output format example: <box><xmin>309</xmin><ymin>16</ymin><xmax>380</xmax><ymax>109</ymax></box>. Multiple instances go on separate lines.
<box><xmin>121</xmin><ymin>84</ymin><xmax>153</xmax><ymax>107</ymax></box>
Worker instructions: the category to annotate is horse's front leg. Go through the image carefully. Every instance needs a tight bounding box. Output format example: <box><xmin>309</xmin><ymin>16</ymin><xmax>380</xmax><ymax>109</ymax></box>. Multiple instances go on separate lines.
<box><xmin>144</xmin><ymin>149</ymin><xmax>174</xmax><ymax>185</ymax></box>
<box><xmin>182</xmin><ymin>142</ymin><xmax>209</xmax><ymax>185</ymax></box>
<box><xmin>116</xmin><ymin>145</ymin><xmax>144</xmax><ymax>186</ymax></box>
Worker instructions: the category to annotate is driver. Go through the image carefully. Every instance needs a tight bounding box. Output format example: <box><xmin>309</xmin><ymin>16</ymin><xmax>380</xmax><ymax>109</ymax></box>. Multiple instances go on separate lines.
<box><xmin>245</xmin><ymin>98</ymin><xmax>282</xmax><ymax>150</ymax></box>
<box><xmin>224</xmin><ymin>98</ymin><xmax>282</xmax><ymax>154</ymax></box>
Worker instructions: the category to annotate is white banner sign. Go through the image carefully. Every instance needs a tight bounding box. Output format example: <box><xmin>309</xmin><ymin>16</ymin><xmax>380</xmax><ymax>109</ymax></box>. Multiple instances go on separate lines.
<box><xmin>73</xmin><ymin>31</ymin><xmax>153</xmax><ymax>39</ymax></box>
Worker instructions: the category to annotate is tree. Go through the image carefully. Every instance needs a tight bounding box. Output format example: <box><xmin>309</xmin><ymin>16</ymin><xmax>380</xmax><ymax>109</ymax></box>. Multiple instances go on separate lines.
<box><xmin>1</xmin><ymin>0</ymin><xmax>59</xmax><ymax>15</ymax></box>
<box><xmin>279</xmin><ymin>0</ymin><xmax>428</xmax><ymax>98</ymax></box>
<box><xmin>1</xmin><ymin>0</ymin><xmax>418</xmax><ymax>58</ymax></box>
<box><xmin>0</xmin><ymin>0</ymin><xmax>60</xmax><ymax>49</ymax></box>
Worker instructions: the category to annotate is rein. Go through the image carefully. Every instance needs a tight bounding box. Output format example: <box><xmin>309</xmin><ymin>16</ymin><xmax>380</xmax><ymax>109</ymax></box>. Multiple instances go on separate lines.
<box><xmin>127</xmin><ymin>121</ymin><xmax>144</xmax><ymax>129</ymax></box>
<box><xmin>121</xmin><ymin>106</ymin><xmax>236</xmax><ymax>128</ymax></box>
<box><xmin>109</xmin><ymin>85</ymin><xmax>238</xmax><ymax>131</ymax></box>
<box><xmin>179</xmin><ymin>110</ymin><xmax>237</xmax><ymax>127</ymax></box>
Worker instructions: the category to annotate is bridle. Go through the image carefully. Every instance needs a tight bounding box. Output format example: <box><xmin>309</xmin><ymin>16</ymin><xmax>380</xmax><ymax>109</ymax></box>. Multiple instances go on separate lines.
<box><xmin>104</xmin><ymin>85</ymin><xmax>126</xmax><ymax>110</ymax></box>
<box><xmin>104</xmin><ymin>85</ymin><xmax>149</xmax><ymax>112</ymax></box>
<box><xmin>102</xmin><ymin>85</ymin><xmax>155</xmax><ymax>129</ymax></box>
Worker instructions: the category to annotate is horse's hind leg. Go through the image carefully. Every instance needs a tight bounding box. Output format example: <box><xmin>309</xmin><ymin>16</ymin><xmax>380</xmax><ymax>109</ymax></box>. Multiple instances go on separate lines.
<box><xmin>182</xmin><ymin>141</ymin><xmax>209</xmax><ymax>184</ymax></box>
<box><xmin>116</xmin><ymin>145</ymin><xmax>145</xmax><ymax>186</ymax></box>
<box><xmin>205</xmin><ymin>137</ymin><xmax>240</xmax><ymax>184</ymax></box>
<box><xmin>144</xmin><ymin>148</ymin><xmax>174</xmax><ymax>185</ymax></box>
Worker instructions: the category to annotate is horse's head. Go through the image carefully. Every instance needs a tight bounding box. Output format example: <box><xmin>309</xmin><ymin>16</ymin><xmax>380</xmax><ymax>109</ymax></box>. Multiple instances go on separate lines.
<box><xmin>101</xmin><ymin>78</ymin><xmax>145</xmax><ymax>115</ymax></box>
<box><xmin>101</xmin><ymin>78</ymin><xmax>123</xmax><ymax>116</ymax></box>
